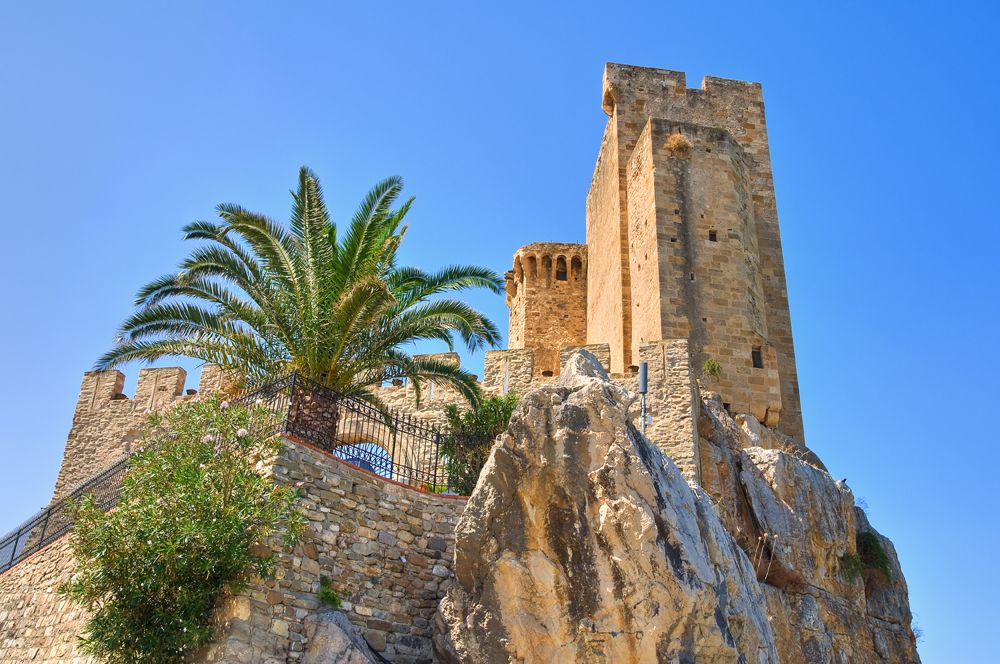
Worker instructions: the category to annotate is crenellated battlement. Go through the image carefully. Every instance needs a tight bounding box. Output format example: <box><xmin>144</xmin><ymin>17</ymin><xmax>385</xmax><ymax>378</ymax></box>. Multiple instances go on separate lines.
<box><xmin>54</xmin><ymin>366</ymin><xmax>226</xmax><ymax>502</ymax></box>
<box><xmin>505</xmin><ymin>243</ymin><xmax>588</xmax><ymax>377</ymax></box>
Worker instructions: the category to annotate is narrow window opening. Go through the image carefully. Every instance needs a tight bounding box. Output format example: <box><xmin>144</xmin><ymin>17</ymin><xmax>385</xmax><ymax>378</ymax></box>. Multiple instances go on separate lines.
<box><xmin>670</xmin><ymin>237</ymin><xmax>677</xmax><ymax>243</ymax></box>
<box><xmin>752</xmin><ymin>347</ymin><xmax>764</xmax><ymax>369</ymax></box>
<box><xmin>555</xmin><ymin>256</ymin><xmax>567</xmax><ymax>281</ymax></box>
<box><xmin>702</xmin><ymin>317</ymin><xmax>707</xmax><ymax>322</ymax></box>
<box><xmin>690</xmin><ymin>273</ymin><xmax>695</xmax><ymax>281</ymax></box>
<box><xmin>709</xmin><ymin>231</ymin><xmax>717</xmax><ymax>242</ymax></box>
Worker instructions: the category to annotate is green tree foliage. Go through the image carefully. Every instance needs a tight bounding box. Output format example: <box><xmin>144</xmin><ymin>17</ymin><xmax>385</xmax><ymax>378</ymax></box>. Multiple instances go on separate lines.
<box><xmin>59</xmin><ymin>394</ymin><xmax>307</xmax><ymax>664</ymax></box>
<box><xmin>441</xmin><ymin>392</ymin><xmax>519</xmax><ymax>495</ymax></box>
<box><xmin>96</xmin><ymin>168</ymin><xmax>503</xmax><ymax>407</ymax></box>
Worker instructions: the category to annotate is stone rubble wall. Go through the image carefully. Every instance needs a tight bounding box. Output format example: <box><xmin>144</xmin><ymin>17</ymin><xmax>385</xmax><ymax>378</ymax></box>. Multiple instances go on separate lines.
<box><xmin>51</xmin><ymin>366</ymin><xmax>225</xmax><ymax>503</ymax></box>
<box><xmin>1</xmin><ymin>439</ymin><xmax>466</xmax><ymax>664</ymax></box>
<box><xmin>0</xmin><ymin>537</ymin><xmax>95</xmax><ymax>664</ymax></box>
<box><xmin>195</xmin><ymin>438</ymin><xmax>467</xmax><ymax>664</ymax></box>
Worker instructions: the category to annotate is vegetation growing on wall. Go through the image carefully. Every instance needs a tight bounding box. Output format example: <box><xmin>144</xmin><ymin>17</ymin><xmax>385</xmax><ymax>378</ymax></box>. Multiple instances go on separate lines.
<box><xmin>839</xmin><ymin>531</ymin><xmax>893</xmax><ymax>586</ymax></box>
<box><xmin>95</xmin><ymin>167</ymin><xmax>504</xmax><ymax>408</ymax></box>
<box><xmin>59</xmin><ymin>394</ymin><xmax>307</xmax><ymax>664</ymax></box>
<box><xmin>442</xmin><ymin>392</ymin><xmax>519</xmax><ymax>495</ymax></box>
<box><xmin>702</xmin><ymin>357</ymin><xmax>722</xmax><ymax>384</ymax></box>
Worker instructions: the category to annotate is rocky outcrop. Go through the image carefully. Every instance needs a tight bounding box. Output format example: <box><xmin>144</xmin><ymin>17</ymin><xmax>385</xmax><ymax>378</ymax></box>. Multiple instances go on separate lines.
<box><xmin>434</xmin><ymin>351</ymin><xmax>921</xmax><ymax>664</ymax></box>
<box><xmin>698</xmin><ymin>394</ymin><xmax>921</xmax><ymax>664</ymax></box>
<box><xmin>434</xmin><ymin>351</ymin><xmax>778</xmax><ymax>663</ymax></box>
<box><xmin>302</xmin><ymin>609</ymin><xmax>379</xmax><ymax>664</ymax></box>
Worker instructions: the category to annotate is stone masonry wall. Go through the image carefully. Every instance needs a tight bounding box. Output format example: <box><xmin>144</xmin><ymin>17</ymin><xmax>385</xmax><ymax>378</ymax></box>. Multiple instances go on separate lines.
<box><xmin>1</xmin><ymin>440</ymin><xmax>466</xmax><ymax>664</ymax></box>
<box><xmin>626</xmin><ymin>118</ymin><xmax>781</xmax><ymax>424</ymax></box>
<box><xmin>504</xmin><ymin>243</ymin><xmax>587</xmax><ymax>377</ymax></box>
<box><xmin>0</xmin><ymin>538</ymin><xmax>95</xmax><ymax>664</ymax></box>
<box><xmin>52</xmin><ymin>366</ymin><xmax>225</xmax><ymax>502</ymax></box>
<box><xmin>195</xmin><ymin>438</ymin><xmax>467</xmax><ymax>664</ymax></box>
<box><xmin>586</xmin><ymin>110</ymin><xmax>630</xmax><ymax>373</ymax></box>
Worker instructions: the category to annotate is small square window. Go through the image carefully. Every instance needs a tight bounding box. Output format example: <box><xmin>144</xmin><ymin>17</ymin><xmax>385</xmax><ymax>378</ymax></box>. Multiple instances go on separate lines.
<box><xmin>709</xmin><ymin>231</ymin><xmax>717</xmax><ymax>242</ymax></box>
<box><xmin>556</xmin><ymin>270</ymin><xmax>567</xmax><ymax>281</ymax></box>
<box><xmin>752</xmin><ymin>348</ymin><xmax>763</xmax><ymax>369</ymax></box>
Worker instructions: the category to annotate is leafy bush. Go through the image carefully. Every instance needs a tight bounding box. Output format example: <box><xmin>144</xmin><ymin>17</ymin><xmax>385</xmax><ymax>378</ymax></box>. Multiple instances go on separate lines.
<box><xmin>702</xmin><ymin>357</ymin><xmax>722</xmax><ymax>383</ymax></box>
<box><xmin>857</xmin><ymin>531</ymin><xmax>892</xmax><ymax>583</ymax></box>
<box><xmin>839</xmin><ymin>551</ymin><xmax>865</xmax><ymax>583</ymax></box>
<box><xmin>59</xmin><ymin>393</ymin><xmax>306</xmax><ymax>664</ymax></box>
<box><xmin>441</xmin><ymin>392</ymin><xmax>519</xmax><ymax>495</ymax></box>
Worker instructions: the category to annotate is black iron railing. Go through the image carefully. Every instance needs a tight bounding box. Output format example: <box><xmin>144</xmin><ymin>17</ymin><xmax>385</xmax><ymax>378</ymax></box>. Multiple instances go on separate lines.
<box><xmin>0</xmin><ymin>372</ymin><xmax>486</xmax><ymax>574</ymax></box>
<box><xmin>0</xmin><ymin>455</ymin><xmax>129</xmax><ymax>574</ymax></box>
<box><xmin>237</xmin><ymin>373</ymin><xmax>481</xmax><ymax>494</ymax></box>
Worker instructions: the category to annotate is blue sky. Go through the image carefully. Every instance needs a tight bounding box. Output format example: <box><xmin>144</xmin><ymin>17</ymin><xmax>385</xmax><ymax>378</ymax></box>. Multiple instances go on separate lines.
<box><xmin>1</xmin><ymin>1</ymin><xmax>996</xmax><ymax>660</ymax></box>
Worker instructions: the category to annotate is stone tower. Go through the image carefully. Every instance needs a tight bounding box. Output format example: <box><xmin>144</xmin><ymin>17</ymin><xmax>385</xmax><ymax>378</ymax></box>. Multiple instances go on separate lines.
<box><xmin>587</xmin><ymin>63</ymin><xmax>803</xmax><ymax>440</ymax></box>
<box><xmin>506</xmin><ymin>63</ymin><xmax>805</xmax><ymax>442</ymax></box>
<box><xmin>504</xmin><ymin>242</ymin><xmax>587</xmax><ymax>376</ymax></box>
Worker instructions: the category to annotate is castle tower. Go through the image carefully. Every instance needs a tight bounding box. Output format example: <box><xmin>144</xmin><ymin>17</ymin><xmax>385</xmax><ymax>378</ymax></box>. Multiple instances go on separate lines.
<box><xmin>586</xmin><ymin>63</ymin><xmax>805</xmax><ymax>441</ymax></box>
<box><xmin>504</xmin><ymin>242</ymin><xmax>587</xmax><ymax>377</ymax></box>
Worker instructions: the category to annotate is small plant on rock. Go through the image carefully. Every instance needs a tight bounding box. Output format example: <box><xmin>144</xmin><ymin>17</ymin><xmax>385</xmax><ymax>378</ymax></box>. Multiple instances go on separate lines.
<box><xmin>839</xmin><ymin>551</ymin><xmax>865</xmax><ymax>583</ymax></box>
<box><xmin>59</xmin><ymin>393</ymin><xmax>307</xmax><ymax>664</ymax></box>
<box><xmin>857</xmin><ymin>531</ymin><xmax>892</xmax><ymax>583</ymax></box>
<box><xmin>319</xmin><ymin>576</ymin><xmax>343</xmax><ymax>608</ymax></box>
<box><xmin>702</xmin><ymin>357</ymin><xmax>722</xmax><ymax>385</ymax></box>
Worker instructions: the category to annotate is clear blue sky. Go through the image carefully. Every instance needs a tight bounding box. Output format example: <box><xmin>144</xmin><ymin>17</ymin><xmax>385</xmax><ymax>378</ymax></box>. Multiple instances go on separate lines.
<box><xmin>1</xmin><ymin>2</ymin><xmax>995</xmax><ymax>661</ymax></box>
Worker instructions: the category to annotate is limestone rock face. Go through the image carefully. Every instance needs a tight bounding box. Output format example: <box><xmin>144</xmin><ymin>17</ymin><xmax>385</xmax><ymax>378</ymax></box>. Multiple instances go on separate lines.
<box><xmin>740</xmin><ymin>447</ymin><xmax>855</xmax><ymax>592</ymax></box>
<box><xmin>434</xmin><ymin>350</ymin><xmax>778</xmax><ymax>664</ymax></box>
<box><xmin>697</xmin><ymin>395</ymin><xmax>921</xmax><ymax>664</ymax></box>
<box><xmin>302</xmin><ymin>609</ymin><xmax>379</xmax><ymax>664</ymax></box>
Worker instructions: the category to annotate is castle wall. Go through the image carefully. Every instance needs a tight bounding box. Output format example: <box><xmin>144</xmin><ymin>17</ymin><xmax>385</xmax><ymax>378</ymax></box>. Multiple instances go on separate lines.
<box><xmin>1</xmin><ymin>440</ymin><xmax>466</xmax><ymax>664</ymax></box>
<box><xmin>51</xmin><ymin>366</ymin><xmax>225</xmax><ymax>502</ymax></box>
<box><xmin>586</xmin><ymin>114</ymin><xmax>631</xmax><ymax>373</ymax></box>
<box><xmin>505</xmin><ymin>243</ymin><xmax>587</xmax><ymax>377</ymax></box>
<box><xmin>626</xmin><ymin>119</ymin><xmax>781</xmax><ymax>424</ymax></box>
<box><xmin>194</xmin><ymin>439</ymin><xmax>467</xmax><ymax>664</ymax></box>
<box><xmin>0</xmin><ymin>538</ymin><xmax>95</xmax><ymax>664</ymax></box>
<box><xmin>593</xmin><ymin>63</ymin><xmax>804</xmax><ymax>440</ymax></box>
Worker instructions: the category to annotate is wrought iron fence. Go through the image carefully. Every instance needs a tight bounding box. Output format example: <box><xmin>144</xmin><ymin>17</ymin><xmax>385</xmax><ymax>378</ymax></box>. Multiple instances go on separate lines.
<box><xmin>0</xmin><ymin>455</ymin><xmax>129</xmax><ymax>574</ymax></box>
<box><xmin>0</xmin><ymin>372</ymin><xmax>488</xmax><ymax>574</ymax></box>
<box><xmin>237</xmin><ymin>373</ymin><xmax>485</xmax><ymax>494</ymax></box>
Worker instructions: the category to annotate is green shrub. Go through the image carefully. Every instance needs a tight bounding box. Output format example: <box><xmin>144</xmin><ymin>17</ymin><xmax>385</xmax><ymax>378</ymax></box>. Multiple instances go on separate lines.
<box><xmin>703</xmin><ymin>357</ymin><xmax>722</xmax><ymax>383</ymax></box>
<box><xmin>857</xmin><ymin>531</ymin><xmax>892</xmax><ymax>583</ymax></box>
<box><xmin>442</xmin><ymin>392</ymin><xmax>519</xmax><ymax>495</ymax></box>
<box><xmin>839</xmin><ymin>552</ymin><xmax>865</xmax><ymax>583</ymax></box>
<box><xmin>59</xmin><ymin>393</ymin><xmax>307</xmax><ymax>664</ymax></box>
<box><xmin>319</xmin><ymin>576</ymin><xmax>343</xmax><ymax>608</ymax></box>
<box><xmin>840</xmin><ymin>532</ymin><xmax>893</xmax><ymax>586</ymax></box>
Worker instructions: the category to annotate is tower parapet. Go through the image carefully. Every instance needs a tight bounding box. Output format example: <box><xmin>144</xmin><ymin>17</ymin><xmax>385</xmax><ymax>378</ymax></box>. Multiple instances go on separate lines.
<box><xmin>504</xmin><ymin>242</ymin><xmax>587</xmax><ymax>377</ymax></box>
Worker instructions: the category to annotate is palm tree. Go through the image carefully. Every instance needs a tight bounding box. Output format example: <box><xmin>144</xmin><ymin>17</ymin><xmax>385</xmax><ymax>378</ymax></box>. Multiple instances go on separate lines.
<box><xmin>96</xmin><ymin>167</ymin><xmax>503</xmax><ymax>407</ymax></box>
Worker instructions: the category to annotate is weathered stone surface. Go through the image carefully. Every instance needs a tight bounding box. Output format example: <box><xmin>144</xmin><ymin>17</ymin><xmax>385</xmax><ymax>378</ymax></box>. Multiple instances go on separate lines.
<box><xmin>740</xmin><ymin>447</ymin><xmax>854</xmax><ymax>592</ymax></box>
<box><xmin>301</xmin><ymin>609</ymin><xmax>378</xmax><ymax>664</ymax></box>
<box><xmin>697</xmin><ymin>391</ymin><xmax>921</xmax><ymax>664</ymax></box>
<box><xmin>434</xmin><ymin>351</ymin><xmax>777</xmax><ymax>664</ymax></box>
